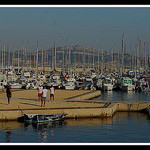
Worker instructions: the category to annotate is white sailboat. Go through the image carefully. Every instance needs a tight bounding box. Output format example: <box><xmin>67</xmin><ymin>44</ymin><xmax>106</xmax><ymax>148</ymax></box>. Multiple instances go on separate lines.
<box><xmin>46</xmin><ymin>74</ymin><xmax>61</xmax><ymax>88</ymax></box>
<box><xmin>117</xmin><ymin>77</ymin><xmax>135</xmax><ymax>91</ymax></box>
<box><xmin>102</xmin><ymin>78</ymin><xmax>113</xmax><ymax>91</ymax></box>
<box><xmin>62</xmin><ymin>77</ymin><xmax>76</xmax><ymax>90</ymax></box>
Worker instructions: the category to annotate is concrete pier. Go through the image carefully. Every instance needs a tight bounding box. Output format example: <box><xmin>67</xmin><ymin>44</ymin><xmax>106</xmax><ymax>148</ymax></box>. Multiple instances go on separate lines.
<box><xmin>0</xmin><ymin>99</ymin><xmax>149</xmax><ymax>121</ymax></box>
<box><xmin>0</xmin><ymin>89</ymin><xmax>149</xmax><ymax>121</ymax></box>
<box><xmin>65</xmin><ymin>90</ymin><xmax>101</xmax><ymax>100</ymax></box>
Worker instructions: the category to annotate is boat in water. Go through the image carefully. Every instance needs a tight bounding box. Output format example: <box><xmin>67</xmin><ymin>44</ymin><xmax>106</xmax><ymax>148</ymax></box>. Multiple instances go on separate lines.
<box><xmin>117</xmin><ymin>77</ymin><xmax>135</xmax><ymax>91</ymax></box>
<box><xmin>9</xmin><ymin>82</ymin><xmax>23</xmax><ymax>89</ymax></box>
<box><xmin>24</xmin><ymin>113</ymin><xmax>67</xmax><ymax>123</ymax></box>
<box><xmin>101</xmin><ymin>77</ymin><xmax>113</xmax><ymax>91</ymax></box>
<box><xmin>46</xmin><ymin>74</ymin><xmax>61</xmax><ymax>88</ymax></box>
<box><xmin>62</xmin><ymin>76</ymin><xmax>76</xmax><ymax>90</ymax></box>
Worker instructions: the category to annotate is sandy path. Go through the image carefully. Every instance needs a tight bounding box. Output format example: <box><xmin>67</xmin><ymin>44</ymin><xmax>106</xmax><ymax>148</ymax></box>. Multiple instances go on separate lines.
<box><xmin>0</xmin><ymin>89</ymin><xmax>92</xmax><ymax>100</ymax></box>
<box><xmin>0</xmin><ymin>89</ymin><xmax>103</xmax><ymax>111</ymax></box>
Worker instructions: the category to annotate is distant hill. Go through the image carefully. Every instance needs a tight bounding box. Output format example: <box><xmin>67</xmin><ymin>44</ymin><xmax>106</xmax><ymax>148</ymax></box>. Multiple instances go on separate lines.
<box><xmin>0</xmin><ymin>44</ymin><xmax>149</xmax><ymax>71</ymax></box>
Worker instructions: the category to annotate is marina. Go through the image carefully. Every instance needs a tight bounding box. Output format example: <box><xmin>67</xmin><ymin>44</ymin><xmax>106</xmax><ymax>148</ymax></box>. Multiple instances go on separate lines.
<box><xmin>1</xmin><ymin>34</ymin><xmax>150</xmax><ymax>121</ymax></box>
<box><xmin>1</xmin><ymin>36</ymin><xmax>150</xmax><ymax>121</ymax></box>
<box><xmin>0</xmin><ymin>34</ymin><xmax>150</xmax><ymax>144</ymax></box>
<box><xmin>1</xmin><ymin>6</ymin><xmax>150</xmax><ymax>144</ymax></box>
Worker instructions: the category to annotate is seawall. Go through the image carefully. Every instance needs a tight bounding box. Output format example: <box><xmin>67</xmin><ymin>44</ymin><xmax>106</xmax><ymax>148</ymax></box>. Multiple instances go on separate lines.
<box><xmin>64</xmin><ymin>90</ymin><xmax>101</xmax><ymax>100</ymax></box>
<box><xmin>0</xmin><ymin>100</ymin><xmax>149</xmax><ymax>121</ymax></box>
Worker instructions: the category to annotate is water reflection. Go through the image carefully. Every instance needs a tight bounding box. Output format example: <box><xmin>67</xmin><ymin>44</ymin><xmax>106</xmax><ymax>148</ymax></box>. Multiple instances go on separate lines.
<box><xmin>24</xmin><ymin>121</ymin><xmax>66</xmax><ymax>142</ymax></box>
<box><xmin>5</xmin><ymin>129</ymin><xmax>12</xmax><ymax>143</ymax></box>
<box><xmin>0</xmin><ymin>112</ymin><xmax>150</xmax><ymax>143</ymax></box>
<box><xmin>98</xmin><ymin>90</ymin><xmax>150</xmax><ymax>101</ymax></box>
<box><xmin>0</xmin><ymin>121</ymin><xmax>23</xmax><ymax>143</ymax></box>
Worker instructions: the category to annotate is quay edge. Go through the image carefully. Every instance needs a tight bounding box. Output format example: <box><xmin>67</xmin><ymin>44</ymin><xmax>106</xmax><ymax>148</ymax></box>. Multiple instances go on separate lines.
<box><xmin>64</xmin><ymin>90</ymin><xmax>101</xmax><ymax>100</ymax></box>
<box><xmin>0</xmin><ymin>101</ymin><xmax>149</xmax><ymax>121</ymax></box>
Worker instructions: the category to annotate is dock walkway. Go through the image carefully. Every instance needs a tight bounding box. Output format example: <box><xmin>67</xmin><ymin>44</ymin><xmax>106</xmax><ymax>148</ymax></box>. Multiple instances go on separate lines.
<box><xmin>0</xmin><ymin>89</ymin><xmax>150</xmax><ymax>121</ymax></box>
<box><xmin>0</xmin><ymin>98</ymin><xmax>149</xmax><ymax>121</ymax></box>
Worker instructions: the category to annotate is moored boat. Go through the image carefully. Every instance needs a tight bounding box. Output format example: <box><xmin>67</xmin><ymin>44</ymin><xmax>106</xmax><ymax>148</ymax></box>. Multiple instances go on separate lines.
<box><xmin>24</xmin><ymin>113</ymin><xmax>67</xmax><ymax>123</ymax></box>
<box><xmin>117</xmin><ymin>77</ymin><xmax>135</xmax><ymax>91</ymax></box>
<box><xmin>101</xmin><ymin>78</ymin><xmax>113</xmax><ymax>91</ymax></box>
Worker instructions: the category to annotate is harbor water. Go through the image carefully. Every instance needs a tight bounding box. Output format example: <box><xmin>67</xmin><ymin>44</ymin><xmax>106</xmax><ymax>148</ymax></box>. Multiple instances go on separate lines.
<box><xmin>0</xmin><ymin>91</ymin><xmax>150</xmax><ymax>143</ymax></box>
<box><xmin>98</xmin><ymin>90</ymin><xmax>150</xmax><ymax>101</ymax></box>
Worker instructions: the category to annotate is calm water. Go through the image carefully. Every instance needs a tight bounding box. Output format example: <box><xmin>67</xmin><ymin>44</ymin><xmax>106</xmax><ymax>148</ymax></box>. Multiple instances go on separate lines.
<box><xmin>96</xmin><ymin>90</ymin><xmax>150</xmax><ymax>101</ymax></box>
<box><xmin>1</xmin><ymin>91</ymin><xmax>150</xmax><ymax>143</ymax></box>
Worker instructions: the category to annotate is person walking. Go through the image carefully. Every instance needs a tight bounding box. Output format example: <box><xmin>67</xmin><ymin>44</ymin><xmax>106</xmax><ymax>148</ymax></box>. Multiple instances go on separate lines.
<box><xmin>37</xmin><ymin>84</ymin><xmax>43</xmax><ymax>102</ymax></box>
<box><xmin>41</xmin><ymin>86</ymin><xmax>48</xmax><ymax>107</ymax></box>
<box><xmin>6</xmin><ymin>85</ymin><xmax>12</xmax><ymax>104</ymax></box>
<box><xmin>50</xmin><ymin>85</ymin><xmax>55</xmax><ymax>102</ymax></box>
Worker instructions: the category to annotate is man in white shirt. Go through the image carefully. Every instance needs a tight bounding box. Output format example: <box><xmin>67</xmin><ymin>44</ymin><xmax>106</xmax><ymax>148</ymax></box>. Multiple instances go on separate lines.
<box><xmin>37</xmin><ymin>85</ymin><xmax>43</xmax><ymax>102</ymax></box>
<box><xmin>41</xmin><ymin>86</ymin><xmax>48</xmax><ymax>107</ymax></box>
<box><xmin>50</xmin><ymin>85</ymin><xmax>55</xmax><ymax>102</ymax></box>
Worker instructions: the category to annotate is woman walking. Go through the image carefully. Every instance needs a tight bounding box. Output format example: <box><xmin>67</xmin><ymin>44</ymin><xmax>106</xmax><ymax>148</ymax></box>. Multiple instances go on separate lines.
<box><xmin>6</xmin><ymin>85</ymin><xmax>12</xmax><ymax>104</ymax></box>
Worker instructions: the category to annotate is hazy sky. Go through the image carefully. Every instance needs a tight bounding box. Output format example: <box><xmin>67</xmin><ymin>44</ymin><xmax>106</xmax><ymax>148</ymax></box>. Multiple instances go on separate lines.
<box><xmin>0</xmin><ymin>6</ymin><xmax>150</xmax><ymax>51</ymax></box>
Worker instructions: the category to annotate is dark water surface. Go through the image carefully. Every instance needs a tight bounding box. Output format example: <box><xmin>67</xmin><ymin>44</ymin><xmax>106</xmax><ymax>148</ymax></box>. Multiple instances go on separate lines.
<box><xmin>1</xmin><ymin>91</ymin><xmax>150</xmax><ymax>143</ymax></box>
<box><xmin>0</xmin><ymin>112</ymin><xmax>150</xmax><ymax>143</ymax></box>
<box><xmin>96</xmin><ymin>90</ymin><xmax>150</xmax><ymax>101</ymax></box>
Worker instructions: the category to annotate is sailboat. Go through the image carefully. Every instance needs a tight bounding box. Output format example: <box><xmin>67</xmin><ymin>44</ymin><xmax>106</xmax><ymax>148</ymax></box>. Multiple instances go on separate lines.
<box><xmin>120</xmin><ymin>77</ymin><xmax>135</xmax><ymax>91</ymax></box>
<box><xmin>102</xmin><ymin>77</ymin><xmax>113</xmax><ymax>91</ymax></box>
<box><xmin>62</xmin><ymin>76</ymin><xmax>76</xmax><ymax>90</ymax></box>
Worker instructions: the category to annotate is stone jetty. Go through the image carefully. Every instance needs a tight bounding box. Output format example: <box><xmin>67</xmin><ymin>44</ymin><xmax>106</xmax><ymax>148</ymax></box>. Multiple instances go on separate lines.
<box><xmin>0</xmin><ymin>89</ymin><xmax>149</xmax><ymax>121</ymax></box>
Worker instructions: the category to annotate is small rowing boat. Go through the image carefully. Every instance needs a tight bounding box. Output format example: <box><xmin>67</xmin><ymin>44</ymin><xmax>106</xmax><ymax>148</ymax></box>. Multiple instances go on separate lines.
<box><xmin>24</xmin><ymin>113</ymin><xmax>67</xmax><ymax>123</ymax></box>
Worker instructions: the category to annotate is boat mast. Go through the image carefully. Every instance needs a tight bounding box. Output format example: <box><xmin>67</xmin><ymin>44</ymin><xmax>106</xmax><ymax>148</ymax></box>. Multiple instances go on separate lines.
<box><xmin>83</xmin><ymin>46</ymin><xmax>85</xmax><ymax>73</ymax></box>
<box><xmin>18</xmin><ymin>49</ymin><xmax>20</xmax><ymax>73</ymax></box>
<box><xmin>62</xmin><ymin>39</ymin><xmax>64</xmax><ymax>73</ymax></box>
<box><xmin>97</xmin><ymin>44</ymin><xmax>100</xmax><ymax>73</ymax></box>
<box><xmin>65</xmin><ymin>38</ymin><xmax>68</xmax><ymax>73</ymax></box>
<box><xmin>42</xmin><ymin>46</ymin><xmax>44</xmax><ymax>72</ymax></box>
<box><xmin>36</xmin><ymin>41</ymin><xmax>38</xmax><ymax>77</ymax></box>
<box><xmin>146</xmin><ymin>42</ymin><xmax>149</xmax><ymax>71</ymax></box>
<box><xmin>139</xmin><ymin>39</ymin><xmax>141</xmax><ymax>72</ymax></box>
<box><xmin>2</xmin><ymin>44</ymin><xmax>3</xmax><ymax>72</ymax></box>
<box><xmin>112</xmin><ymin>47</ymin><xmax>114</xmax><ymax>73</ymax></box>
<box><xmin>54</xmin><ymin>41</ymin><xmax>57</xmax><ymax>70</ymax></box>
<box><xmin>118</xmin><ymin>48</ymin><xmax>120</xmax><ymax>73</ymax></box>
<box><xmin>101</xmin><ymin>47</ymin><xmax>104</xmax><ymax>75</ymax></box>
<box><xmin>12</xmin><ymin>49</ymin><xmax>15</xmax><ymax>68</ymax></box>
<box><xmin>137</xmin><ymin>33</ymin><xmax>140</xmax><ymax>73</ymax></box>
<box><xmin>92</xmin><ymin>47</ymin><xmax>94</xmax><ymax>70</ymax></box>
<box><xmin>68</xmin><ymin>46</ymin><xmax>71</xmax><ymax>74</ymax></box>
<box><xmin>4</xmin><ymin>44</ymin><xmax>5</xmax><ymax>69</ymax></box>
<box><xmin>121</xmin><ymin>33</ymin><xmax>125</xmax><ymax>76</ymax></box>
<box><xmin>8</xmin><ymin>43</ymin><xmax>10</xmax><ymax>69</ymax></box>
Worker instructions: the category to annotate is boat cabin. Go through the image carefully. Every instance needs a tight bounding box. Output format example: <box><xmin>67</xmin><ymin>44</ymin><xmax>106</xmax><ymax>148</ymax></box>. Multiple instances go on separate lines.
<box><xmin>122</xmin><ymin>77</ymin><xmax>132</xmax><ymax>85</ymax></box>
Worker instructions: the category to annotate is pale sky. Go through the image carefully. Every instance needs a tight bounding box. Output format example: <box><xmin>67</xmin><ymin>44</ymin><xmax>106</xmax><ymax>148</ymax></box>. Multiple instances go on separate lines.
<box><xmin>0</xmin><ymin>6</ymin><xmax>150</xmax><ymax>52</ymax></box>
